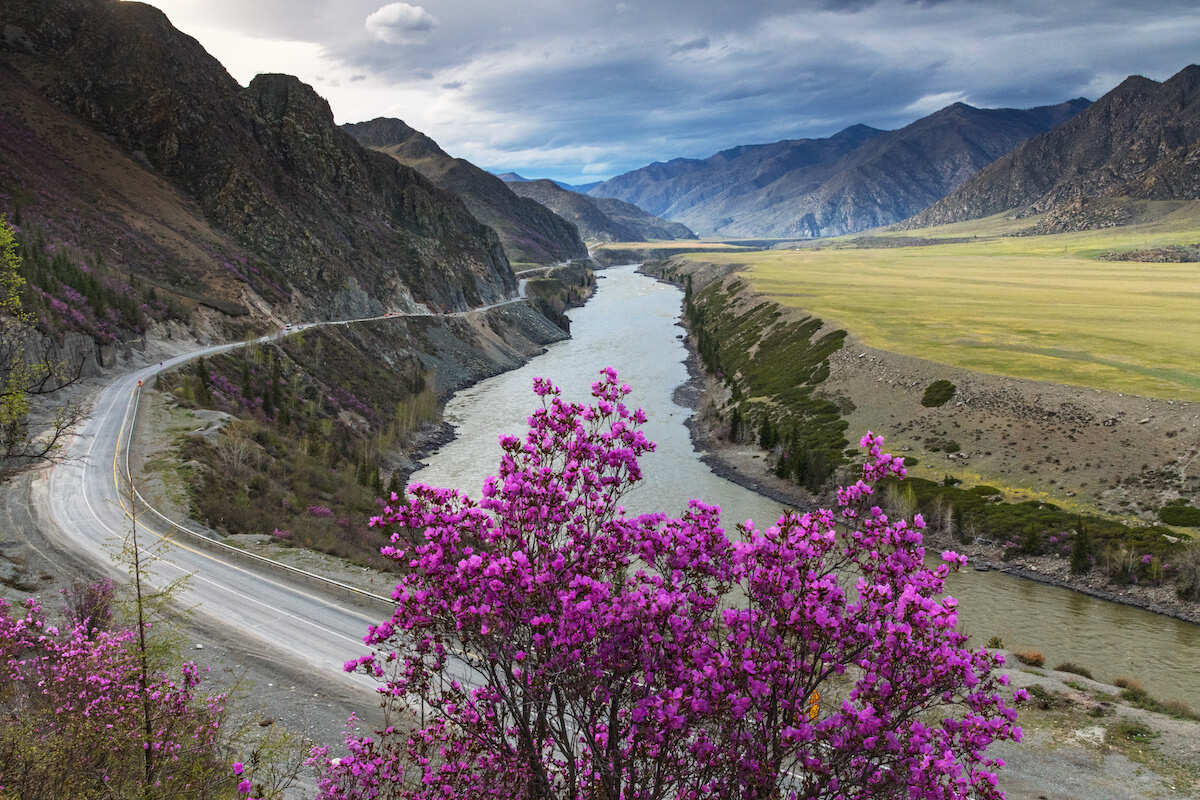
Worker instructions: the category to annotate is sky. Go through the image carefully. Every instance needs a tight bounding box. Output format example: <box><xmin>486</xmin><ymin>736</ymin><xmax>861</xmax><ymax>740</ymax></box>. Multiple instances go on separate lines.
<box><xmin>138</xmin><ymin>0</ymin><xmax>1200</xmax><ymax>185</ymax></box>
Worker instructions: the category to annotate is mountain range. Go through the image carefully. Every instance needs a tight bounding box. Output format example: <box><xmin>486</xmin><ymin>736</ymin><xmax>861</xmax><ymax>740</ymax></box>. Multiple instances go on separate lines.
<box><xmin>904</xmin><ymin>64</ymin><xmax>1200</xmax><ymax>232</ymax></box>
<box><xmin>0</xmin><ymin>0</ymin><xmax>513</xmax><ymax>329</ymax></box>
<box><xmin>343</xmin><ymin>119</ymin><xmax>589</xmax><ymax>265</ymax></box>
<box><xmin>502</xmin><ymin>178</ymin><xmax>696</xmax><ymax>242</ymax></box>
<box><xmin>586</xmin><ymin>99</ymin><xmax>1091</xmax><ymax>238</ymax></box>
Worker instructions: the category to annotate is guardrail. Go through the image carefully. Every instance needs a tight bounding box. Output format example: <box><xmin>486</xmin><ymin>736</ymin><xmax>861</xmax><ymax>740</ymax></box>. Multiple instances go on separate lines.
<box><xmin>123</xmin><ymin>381</ymin><xmax>398</xmax><ymax>611</ymax></box>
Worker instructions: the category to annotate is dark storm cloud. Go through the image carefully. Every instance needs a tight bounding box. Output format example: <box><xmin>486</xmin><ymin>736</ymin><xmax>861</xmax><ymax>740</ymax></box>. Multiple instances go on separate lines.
<box><xmin>145</xmin><ymin>0</ymin><xmax>1200</xmax><ymax>183</ymax></box>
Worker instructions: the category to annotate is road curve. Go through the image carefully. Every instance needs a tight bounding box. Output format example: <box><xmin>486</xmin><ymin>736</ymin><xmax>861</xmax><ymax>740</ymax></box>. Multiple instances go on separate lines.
<box><xmin>42</xmin><ymin>299</ymin><xmax>524</xmax><ymax>695</ymax></box>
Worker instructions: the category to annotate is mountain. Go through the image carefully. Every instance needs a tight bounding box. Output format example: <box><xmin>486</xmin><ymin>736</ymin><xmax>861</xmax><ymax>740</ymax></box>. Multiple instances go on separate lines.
<box><xmin>344</xmin><ymin>119</ymin><xmax>588</xmax><ymax>264</ymax></box>
<box><xmin>0</xmin><ymin>0</ymin><xmax>513</xmax><ymax>326</ymax></box>
<box><xmin>506</xmin><ymin>180</ymin><xmax>696</xmax><ymax>242</ymax></box>
<box><xmin>588</xmin><ymin>100</ymin><xmax>1090</xmax><ymax>238</ymax></box>
<box><xmin>904</xmin><ymin>65</ymin><xmax>1200</xmax><ymax>231</ymax></box>
<box><xmin>496</xmin><ymin>172</ymin><xmax>602</xmax><ymax>194</ymax></box>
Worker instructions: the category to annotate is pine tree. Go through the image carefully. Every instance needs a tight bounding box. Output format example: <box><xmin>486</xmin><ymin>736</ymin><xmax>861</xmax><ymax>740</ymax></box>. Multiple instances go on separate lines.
<box><xmin>1070</xmin><ymin>520</ymin><xmax>1092</xmax><ymax>574</ymax></box>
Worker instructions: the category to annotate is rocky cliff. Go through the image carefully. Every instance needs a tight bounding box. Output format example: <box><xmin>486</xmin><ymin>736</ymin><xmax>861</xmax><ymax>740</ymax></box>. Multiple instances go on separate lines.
<box><xmin>904</xmin><ymin>65</ymin><xmax>1200</xmax><ymax>231</ymax></box>
<box><xmin>588</xmin><ymin>100</ymin><xmax>1089</xmax><ymax>238</ymax></box>
<box><xmin>343</xmin><ymin>117</ymin><xmax>589</xmax><ymax>265</ymax></box>
<box><xmin>505</xmin><ymin>179</ymin><xmax>696</xmax><ymax>242</ymax></box>
<box><xmin>0</xmin><ymin>0</ymin><xmax>514</xmax><ymax>328</ymax></box>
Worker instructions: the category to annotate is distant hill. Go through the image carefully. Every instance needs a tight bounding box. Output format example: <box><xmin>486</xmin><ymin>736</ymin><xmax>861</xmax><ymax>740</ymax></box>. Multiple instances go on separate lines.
<box><xmin>0</xmin><ymin>0</ymin><xmax>514</xmax><ymax>325</ymax></box>
<box><xmin>344</xmin><ymin>119</ymin><xmax>587</xmax><ymax>264</ymax></box>
<box><xmin>506</xmin><ymin>179</ymin><xmax>696</xmax><ymax>242</ymax></box>
<box><xmin>904</xmin><ymin>65</ymin><xmax>1200</xmax><ymax>232</ymax></box>
<box><xmin>497</xmin><ymin>172</ymin><xmax>601</xmax><ymax>194</ymax></box>
<box><xmin>588</xmin><ymin>100</ymin><xmax>1090</xmax><ymax>238</ymax></box>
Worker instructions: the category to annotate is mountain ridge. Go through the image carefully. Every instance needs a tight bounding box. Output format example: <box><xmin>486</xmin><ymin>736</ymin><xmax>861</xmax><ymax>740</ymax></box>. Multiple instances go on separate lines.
<box><xmin>506</xmin><ymin>179</ymin><xmax>697</xmax><ymax>242</ymax></box>
<box><xmin>0</xmin><ymin>0</ymin><xmax>513</xmax><ymax>326</ymax></box>
<box><xmin>587</xmin><ymin>99</ymin><xmax>1090</xmax><ymax>238</ymax></box>
<box><xmin>903</xmin><ymin>65</ymin><xmax>1200</xmax><ymax>231</ymax></box>
<box><xmin>344</xmin><ymin>117</ymin><xmax>589</xmax><ymax>265</ymax></box>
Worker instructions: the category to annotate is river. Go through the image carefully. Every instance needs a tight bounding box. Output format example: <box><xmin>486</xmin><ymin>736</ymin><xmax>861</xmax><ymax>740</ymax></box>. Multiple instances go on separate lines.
<box><xmin>412</xmin><ymin>263</ymin><xmax>1200</xmax><ymax>704</ymax></box>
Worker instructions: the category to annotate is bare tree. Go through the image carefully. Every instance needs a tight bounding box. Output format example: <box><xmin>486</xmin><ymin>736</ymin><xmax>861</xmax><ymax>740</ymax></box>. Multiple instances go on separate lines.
<box><xmin>0</xmin><ymin>216</ymin><xmax>85</xmax><ymax>480</ymax></box>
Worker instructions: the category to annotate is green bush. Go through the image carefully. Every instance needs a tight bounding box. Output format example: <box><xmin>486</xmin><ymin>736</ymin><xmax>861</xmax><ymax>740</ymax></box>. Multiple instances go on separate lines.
<box><xmin>921</xmin><ymin>379</ymin><xmax>957</xmax><ymax>408</ymax></box>
<box><xmin>1158</xmin><ymin>503</ymin><xmax>1200</xmax><ymax>526</ymax></box>
<box><xmin>1054</xmin><ymin>662</ymin><xmax>1094</xmax><ymax>679</ymax></box>
<box><xmin>1110</xmin><ymin>720</ymin><xmax>1157</xmax><ymax>742</ymax></box>
<box><xmin>985</xmin><ymin>635</ymin><xmax>1004</xmax><ymax>650</ymax></box>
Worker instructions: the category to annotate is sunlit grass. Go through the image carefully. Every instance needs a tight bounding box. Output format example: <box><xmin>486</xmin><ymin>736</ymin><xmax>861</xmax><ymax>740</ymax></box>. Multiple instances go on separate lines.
<box><xmin>684</xmin><ymin>203</ymin><xmax>1200</xmax><ymax>400</ymax></box>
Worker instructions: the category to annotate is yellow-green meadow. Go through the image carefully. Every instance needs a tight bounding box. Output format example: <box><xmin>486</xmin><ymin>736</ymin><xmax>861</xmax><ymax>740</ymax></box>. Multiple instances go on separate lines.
<box><xmin>684</xmin><ymin>203</ymin><xmax>1200</xmax><ymax>401</ymax></box>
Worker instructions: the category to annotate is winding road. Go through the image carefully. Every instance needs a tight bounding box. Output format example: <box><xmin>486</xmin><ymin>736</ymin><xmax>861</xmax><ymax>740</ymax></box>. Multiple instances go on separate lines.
<box><xmin>41</xmin><ymin>298</ymin><xmax>525</xmax><ymax>696</ymax></box>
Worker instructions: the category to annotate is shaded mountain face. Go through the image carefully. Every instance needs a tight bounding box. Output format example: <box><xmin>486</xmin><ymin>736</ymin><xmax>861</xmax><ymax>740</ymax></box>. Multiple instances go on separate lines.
<box><xmin>0</xmin><ymin>0</ymin><xmax>514</xmax><ymax>322</ymax></box>
<box><xmin>589</xmin><ymin>101</ymin><xmax>1089</xmax><ymax>238</ymax></box>
<box><xmin>505</xmin><ymin>180</ymin><xmax>696</xmax><ymax>242</ymax></box>
<box><xmin>343</xmin><ymin>118</ymin><xmax>587</xmax><ymax>265</ymax></box>
<box><xmin>905</xmin><ymin>65</ymin><xmax>1200</xmax><ymax>231</ymax></box>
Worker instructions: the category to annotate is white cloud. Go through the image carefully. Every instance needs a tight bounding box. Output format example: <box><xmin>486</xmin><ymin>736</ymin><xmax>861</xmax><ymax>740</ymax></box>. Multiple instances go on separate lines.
<box><xmin>365</xmin><ymin>3</ymin><xmax>436</xmax><ymax>44</ymax></box>
<box><xmin>903</xmin><ymin>90</ymin><xmax>969</xmax><ymax>116</ymax></box>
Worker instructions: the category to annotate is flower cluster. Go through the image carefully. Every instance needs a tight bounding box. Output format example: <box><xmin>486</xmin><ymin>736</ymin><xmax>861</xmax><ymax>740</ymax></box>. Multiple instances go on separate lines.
<box><xmin>314</xmin><ymin>368</ymin><xmax>1023</xmax><ymax>800</ymax></box>
<box><xmin>0</xmin><ymin>597</ymin><xmax>229</xmax><ymax>798</ymax></box>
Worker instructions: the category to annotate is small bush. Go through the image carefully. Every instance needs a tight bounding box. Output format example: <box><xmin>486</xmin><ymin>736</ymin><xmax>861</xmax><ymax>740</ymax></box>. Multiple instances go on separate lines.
<box><xmin>1158</xmin><ymin>503</ymin><xmax>1200</xmax><ymax>526</ymax></box>
<box><xmin>921</xmin><ymin>379</ymin><xmax>957</xmax><ymax>408</ymax></box>
<box><xmin>1054</xmin><ymin>662</ymin><xmax>1094</xmax><ymax>679</ymax></box>
<box><xmin>985</xmin><ymin>635</ymin><xmax>1004</xmax><ymax>650</ymax></box>
<box><xmin>1109</xmin><ymin>720</ymin><xmax>1157</xmax><ymax>743</ymax></box>
<box><xmin>1026</xmin><ymin>684</ymin><xmax>1061</xmax><ymax>710</ymax></box>
<box><xmin>1014</xmin><ymin>649</ymin><xmax>1045</xmax><ymax>667</ymax></box>
<box><xmin>1113</xmin><ymin>676</ymin><xmax>1142</xmax><ymax>691</ymax></box>
<box><xmin>1162</xmin><ymin>699</ymin><xmax>1200</xmax><ymax>721</ymax></box>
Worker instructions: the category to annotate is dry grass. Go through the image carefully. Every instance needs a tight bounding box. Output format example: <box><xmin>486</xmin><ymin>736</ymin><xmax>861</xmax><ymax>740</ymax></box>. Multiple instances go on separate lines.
<box><xmin>1014</xmin><ymin>649</ymin><xmax>1046</xmax><ymax>667</ymax></box>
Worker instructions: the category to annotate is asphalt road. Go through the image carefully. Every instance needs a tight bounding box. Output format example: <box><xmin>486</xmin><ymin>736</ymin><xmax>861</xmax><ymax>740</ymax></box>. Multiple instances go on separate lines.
<box><xmin>42</xmin><ymin>300</ymin><xmax>522</xmax><ymax>698</ymax></box>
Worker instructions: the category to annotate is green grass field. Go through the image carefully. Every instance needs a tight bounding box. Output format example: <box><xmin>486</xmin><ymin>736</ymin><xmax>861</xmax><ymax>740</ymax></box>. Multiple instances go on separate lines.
<box><xmin>683</xmin><ymin>203</ymin><xmax>1200</xmax><ymax>401</ymax></box>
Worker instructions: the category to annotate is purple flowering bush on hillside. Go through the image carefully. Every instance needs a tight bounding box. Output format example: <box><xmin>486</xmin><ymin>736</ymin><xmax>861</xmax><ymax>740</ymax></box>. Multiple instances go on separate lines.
<box><xmin>313</xmin><ymin>368</ymin><xmax>1024</xmax><ymax>799</ymax></box>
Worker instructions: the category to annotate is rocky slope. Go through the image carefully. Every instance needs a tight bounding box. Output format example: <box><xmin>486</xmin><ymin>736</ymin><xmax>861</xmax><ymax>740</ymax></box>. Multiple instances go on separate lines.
<box><xmin>344</xmin><ymin>118</ymin><xmax>588</xmax><ymax>265</ymax></box>
<box><xmin>588</xmin><ymin>100</ymin><xmax>1089</xmax><ymax>238</ymax></box>
<box><xmin>906</xmin><ymin>65</ymin><xmax>1200</xmax><ymax>231</ymax></box>
<box><xmin>505</xmin><ymin>179</ymin><xmax>696</xmax><ymax>242</ymax></box>
<box><xmin>0</xmin><ymin>0</ymin><xmax>514</xmax><ymax>328</ymax></box>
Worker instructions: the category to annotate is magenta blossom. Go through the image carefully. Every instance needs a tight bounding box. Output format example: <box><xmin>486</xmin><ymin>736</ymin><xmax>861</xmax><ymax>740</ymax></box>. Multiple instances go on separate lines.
<box><xmin>315</xmin><ymin>368</ymin><xmax>1023</xmax><ymax>800</ymax></box>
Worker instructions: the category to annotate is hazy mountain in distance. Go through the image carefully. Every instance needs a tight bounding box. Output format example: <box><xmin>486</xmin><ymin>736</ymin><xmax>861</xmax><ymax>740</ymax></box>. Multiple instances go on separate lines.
<box><xmin>506</xmin><ymin>179</ymin><xmax>697</xmax><ymax>242</ymax></box>
<box><xmin>497</xmin><ymin>172</ymin><xmax>602</xmax><ymax>194</ymax></box>
<box><xmin>904</xmin><ymin>65</ymin><xmax>1200</xmax><ymax>232</ymax></box>
<box><xmin>588</xmin><ymin>99</ymin><xmax>1090</xmax><ymax>238</ymax></box>
<box><xmin>344</xmin><ymin>119</ymin><xmax>588</xmax><ymax>264</ymax></box>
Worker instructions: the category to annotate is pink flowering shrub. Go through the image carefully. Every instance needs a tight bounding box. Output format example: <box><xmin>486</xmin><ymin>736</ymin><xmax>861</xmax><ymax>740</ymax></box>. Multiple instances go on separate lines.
<box><xmin>316</xmin><ymin>369</ymin><xmax>1024</xmax><ymax>800</ymax></box>
<box><xmin>0</xmin><ymin>597</ymin><xmax>237</xmax><ymax>799</ymax></box>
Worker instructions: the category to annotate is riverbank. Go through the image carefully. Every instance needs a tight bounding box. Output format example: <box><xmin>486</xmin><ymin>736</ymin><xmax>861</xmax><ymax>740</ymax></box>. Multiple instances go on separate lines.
<box><xmin>645</xmin><ymin>262</ymin><xmax>1200</xmax><ymax>626</ymax></box>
